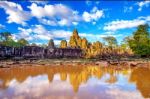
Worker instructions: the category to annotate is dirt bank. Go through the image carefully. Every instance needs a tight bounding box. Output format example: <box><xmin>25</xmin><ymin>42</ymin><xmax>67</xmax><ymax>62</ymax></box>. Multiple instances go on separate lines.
<box><xmin>0</xmin><ymin>59</ymin><xmax>150</xmax><ymax>68</ymax></box>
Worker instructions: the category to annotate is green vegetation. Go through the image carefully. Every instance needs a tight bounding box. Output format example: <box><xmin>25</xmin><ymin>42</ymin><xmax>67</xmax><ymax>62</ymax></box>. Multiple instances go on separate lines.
<box><xmin>17</xmin><ymin>38</ymin><xmax>29</xmax><ymax>47</ymax></box>
<box><xmin>0</xmin><ymin>32</ymin><xmax>29</xmax><ymax>47</ymax></box>
<box><xmin>103</xmin><ymin>36</ymin><xmax>117</xmax><ymax>48</ymax></box>
<box><xmin>127</xmin><ymin>24</ymin><xmax>150</xmax><ymax>57</ymax></box>
<box><xmin>0</xmin><ymin>24</ymin><xmax>150</xmax><ymax>58</ymax></box>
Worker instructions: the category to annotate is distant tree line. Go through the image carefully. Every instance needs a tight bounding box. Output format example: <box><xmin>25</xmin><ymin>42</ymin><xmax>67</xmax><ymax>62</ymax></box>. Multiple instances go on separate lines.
<box><xmin>0</xmin><ymin>32</ymin><xmax>29</xmax><ymax>47</ymax></box>
<box><xmin>0</xmin><ymin>24</ymin><xmax>150</xmax><ymax>58</ymax></box>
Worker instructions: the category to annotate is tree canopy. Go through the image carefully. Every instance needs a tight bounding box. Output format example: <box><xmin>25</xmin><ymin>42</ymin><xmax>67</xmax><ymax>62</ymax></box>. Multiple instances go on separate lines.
<box><xmin>103</xmin><ymin>36</ymin><xmax>117</xmax><ymax>48</ymax></box>
<box><xmin>18</xmin><ymin>38</ymin><xmax>29</xmax><ymax>47</ymax></box>
<box><xmin>128</xmin><ymin>24</ymin><xmax>150</xmax><ymax>57</ymax></box>
<box><xmin>0</xmin><ymin>32</ymin><xmax>11</xmax><ymax>42</ymax></box>
<box><xmin>0</xmin><ymin>32</ymin><xmax>30</xmax><ymax>47</ymax></box>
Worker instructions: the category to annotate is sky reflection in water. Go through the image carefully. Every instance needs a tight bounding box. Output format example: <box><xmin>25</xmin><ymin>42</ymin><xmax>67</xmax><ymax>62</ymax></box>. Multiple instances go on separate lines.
<box><xmin>0</xmin><ymin>65</ymin><xmax>150</xmax><ymax>99</ymax></box>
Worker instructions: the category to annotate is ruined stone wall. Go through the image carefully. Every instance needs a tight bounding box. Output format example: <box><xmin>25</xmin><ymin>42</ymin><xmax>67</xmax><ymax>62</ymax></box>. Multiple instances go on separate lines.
<box><xmin>0</xmin><ymin>45</ymin><xmax>82</xmax><ymax>59</ymax></box>
<box><xmin>45</xmin><ymin>48</ymin><xmax>82</xmax><ymax>58</ymax></box>
<box><xmin>0</xmin><ymin>46</ymin><xmax>14</xmax><ymax>58</ymax></box>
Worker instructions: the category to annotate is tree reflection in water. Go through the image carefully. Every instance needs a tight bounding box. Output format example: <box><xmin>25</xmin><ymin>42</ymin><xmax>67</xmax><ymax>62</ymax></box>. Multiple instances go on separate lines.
<box><xmin>129</xmin><ymin>67</ymin><xmax>150</xmax><ymax>98</ymax></box>
<box><xmin>0</xmin><ymin>65</ymin><xmax>104</xmax><ymax>92</ymax></box>
<box><xmin>0</xmin><ymin>65</ymin><xmax>149</xmax><ymax>98</ymax></box>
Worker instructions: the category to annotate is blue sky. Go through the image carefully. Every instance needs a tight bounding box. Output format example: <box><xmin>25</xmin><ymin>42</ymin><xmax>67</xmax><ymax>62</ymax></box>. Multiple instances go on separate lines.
<box><xmin>0</xmin><ymin>1</ymin><xmax>150</xmax><ymax>45</ymax></box>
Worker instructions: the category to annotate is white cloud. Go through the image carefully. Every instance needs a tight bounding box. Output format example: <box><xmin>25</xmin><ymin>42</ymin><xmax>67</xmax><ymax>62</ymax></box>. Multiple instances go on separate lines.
<box><xmin>28</xmin><ymin>3</ymin><xmax>81</xmax><ymax>26</ymax></box>
<box><xmin>32</xmin><ymin>25</ymin><xmax>48</xmax><ymax>35</ymax></box>
<box><xmin>40</xmin><ymin>18</ymin><xmax>57</xmax><ymax>26</ymax></box>
<box><xmin>17</xmin><ymin>27</ymin><xmax>33</xmax><ymax>40</ymax></box>
<box><xmin>72</xmin><ymin>22</ymin><xmax>78</xmax><ymax>26</ymax></box>
<box><xmin>82</xmin><ymin>7</ymin><xmax>103</xmax><ymax>23</ymax></box>
<box><xmin>91</xmin><ymin>6</ymin><xmax>98</xmax><ymax>12</ymax></box>
<box><xmin>124</xmin><ymin>6</ymin><xmax>133</xmax><ymax>13</ymax></box>
<box><xmin>51</xmin><ymin>30</ymin><xmax>72</xmax><ymax>40</ymax></box>
<box><xmin>80</xmin><ymin>33</ymin><xmax>122</xmax><ymax>39</ymax></box>
<box><xmin>0</xmin><ymin>1</ymin><xmax>31</xmax><ymax>26</ymax></box>
<box><xmin>92</xmin><ymin>22</ymin><xmax>96</xmax><ymax>25</ymax></box>
<box><xmin>0</xmin><ymin>1</ymin><xmax>81</xmax><ymax>27</ymax></box>
<box><xmin>0</xmin><ymin>24</ymin><xmax>5</xmax><ymax>29</ymax></box>
<box><xmin>58</xmin><ymin>19</ymin><xmax>69</xmax><ymax>26</ymax></box>
<box><xmin>28</xmin><ymin>3</ymin><xmax>46</xmax><ymax>18</ymax></box>
<box><xmin>104</xmin><ymin>16</ymin><xmax>150</xmax><ymax>31</ymax></box>
<box><xmin>137</xmin><ymin>1</ymin><xmax>150</xmax><ymax>11</ymax></box>
<box><xmin>73</xmin><ymin>10</ymin><xmax>79</xmax><ymax>15</ymax></box>
<box><xmin>0</xmin><ymin>1</ymin><xmax>104</xmax><ymax>27</ymax></box>
<box><xmin>16</xmin><ymin>25</ymin><xmax>52</xmax><ymax>41</ymax></box>
<box><xmin>14</xmin><ymin>25</ymin><xmax>73</xmax><ymax>45</ymax></box>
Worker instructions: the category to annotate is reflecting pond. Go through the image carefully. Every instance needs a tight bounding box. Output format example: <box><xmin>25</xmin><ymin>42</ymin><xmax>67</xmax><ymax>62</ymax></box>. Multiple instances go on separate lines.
<box><xmin>0</xmin><ymin>65</ymin><xmax>150</xmax><ymax>99</ymax></box>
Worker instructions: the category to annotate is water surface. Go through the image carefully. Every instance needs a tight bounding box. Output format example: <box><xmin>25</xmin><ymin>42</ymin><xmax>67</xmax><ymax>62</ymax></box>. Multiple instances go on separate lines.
<box><xmin>0</xmin><ymin>65</ymin><xmax>150</xmax><ymax>99</ymax></box>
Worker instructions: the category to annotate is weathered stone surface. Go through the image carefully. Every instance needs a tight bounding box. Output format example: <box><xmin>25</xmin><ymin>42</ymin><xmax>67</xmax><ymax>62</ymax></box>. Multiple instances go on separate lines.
<box><xmin>0</xmin><ymin>45</ymin><xmax>82</xmax><ymax>59</ymax></box>
<box><xmin>0</xmin><ymin>45</ymin><xmax>14</xmax><ymax>58</ymax></box>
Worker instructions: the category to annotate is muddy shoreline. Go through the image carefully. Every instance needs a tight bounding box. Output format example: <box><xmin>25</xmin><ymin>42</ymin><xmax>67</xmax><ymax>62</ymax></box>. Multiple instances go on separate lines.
<box><xmin>0</xmin><ymin>58</ymin><xmax>150</xmax><ymax>68</ymax></box>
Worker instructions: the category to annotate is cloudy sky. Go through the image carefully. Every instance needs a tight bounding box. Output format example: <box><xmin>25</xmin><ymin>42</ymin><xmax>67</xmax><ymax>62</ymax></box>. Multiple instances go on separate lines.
<box><xmin>0</xmin><ymin>1</ymin><xmax>150</xmax><ymax>45</ymax></box>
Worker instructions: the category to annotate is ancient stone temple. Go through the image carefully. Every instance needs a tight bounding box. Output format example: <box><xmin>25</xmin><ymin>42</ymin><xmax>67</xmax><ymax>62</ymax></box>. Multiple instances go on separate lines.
<box><xmin>0</xmin><ymin>45</ymin><xmax>14</xmax><ymax>58</ymax></box>
<box><xmin>45</xmin><ymin>48</ymin><xmax>82</xmax><ymax>58</ymax></box>
<box><xmin>20</xmin><ymin>46</ymin><xmax>45</xmax><ymax>59</ymax></box>
<box><xmin>0</xmin><ymin>45</ymin><xmax>82</xmax><ymax>59</ymax></box>
<box><xmin>45</xmin><ymin>41</ymin><xmax>82</xmax><ymax>58</ymax></box>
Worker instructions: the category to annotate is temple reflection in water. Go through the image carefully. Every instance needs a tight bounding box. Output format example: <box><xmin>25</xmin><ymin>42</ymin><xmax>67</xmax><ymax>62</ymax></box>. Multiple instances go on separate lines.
<box><xmin>0</xmin><ymin>65</ymin><xmax>150</xmax><ymax>98</ymax></box>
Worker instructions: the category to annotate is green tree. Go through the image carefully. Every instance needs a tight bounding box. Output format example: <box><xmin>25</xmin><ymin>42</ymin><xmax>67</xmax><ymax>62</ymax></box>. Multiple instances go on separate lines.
<box><xmin>3</xmin><ymin>38</ymin><xmax>17</xmax><ymax>47</ymax></box>
<box><xmin>128</xmin><ymin>24</ymin><xmax>150</xmax><ymax>56</ymax></box>
<box><xmin>120</xmin><ymin>37</ymin><xmax>131</xmax><ymax>50</ymax></box>
<box><xmin>0</xmin><ymin>32</ymin><xmax>11</xmax><ymax>42</ymax></box>
<box><xmin>17</xmin><ymin>38</ymin><xmax>29</xmax><ymax>47</ymax></box>
<box><xmin>103</xmin><ymin>36</ymin><xmax>117</xmax><ymax>48</ymax></box>
<box><xmin>60</xmin><ymin>40</ymin><xmax>67</xmax><ymax>48</ymax></box>
<box><xmin>0</xmin><ymin>32</ymin><xmax>19</xmax><ymax>47</ymax></box>
<box><xmin>31</xmin><ymin>43</ymin><xmax>37</xmax><ymax>46</ymax></box>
